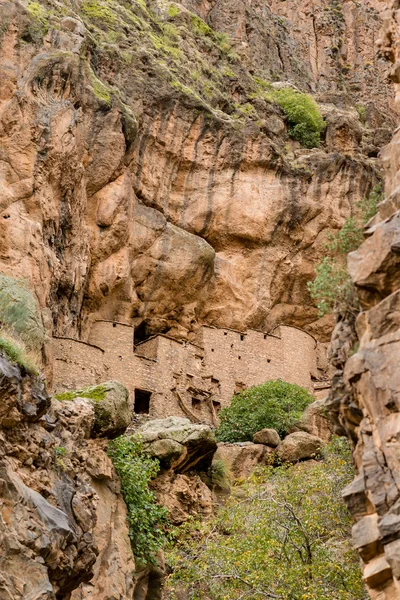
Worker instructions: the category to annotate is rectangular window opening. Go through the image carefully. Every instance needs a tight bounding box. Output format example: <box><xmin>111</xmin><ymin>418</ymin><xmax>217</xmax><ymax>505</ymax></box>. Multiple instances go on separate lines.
<box><xmin>134</xmin><ymin>388</ymin><xmax>152</xmax><ymax>414</ymax></box>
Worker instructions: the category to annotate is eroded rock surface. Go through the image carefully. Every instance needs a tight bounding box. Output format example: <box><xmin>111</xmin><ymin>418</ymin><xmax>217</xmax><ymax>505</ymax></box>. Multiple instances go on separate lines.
<box><xmin>0</xmin><ymin>353</ymin><xmax>136</xmax><ymax>599</ymax></box>
<box><xmin>325</xmin><ymin>4</ymin><xmax>400</xmax><ymax>597</ymax></box>
<box><xmin>0</xmin><ymin>0</ymin><xmax>391</xmax><ymax>353</ymax></box>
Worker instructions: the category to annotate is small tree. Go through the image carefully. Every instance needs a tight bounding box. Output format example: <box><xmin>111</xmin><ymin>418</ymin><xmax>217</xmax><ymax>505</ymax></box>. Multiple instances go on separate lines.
<box><xmin>165</xmin><ymin>438</ymin><xmax>367</xmax><ymax>600</ymax></box>
<box><xmin>308</xmin><ymin>184</ymin><xmax>382</xmax><ymax>316</ymax></box>
<box><xmin>216</xmin><ymin>379</ymin><xmax>314</xmax><ymax>442</ymax></box>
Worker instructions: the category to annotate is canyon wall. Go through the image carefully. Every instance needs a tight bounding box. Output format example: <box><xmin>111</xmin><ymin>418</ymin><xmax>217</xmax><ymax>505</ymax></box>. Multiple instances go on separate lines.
<box><xmin>0</xmin><ymin>0</ymin><xmax>393</xmax><ymax>357</ymax></box>
<box><xmin>326</xmin><ymin>2</ymin><xmax>400</xmax><ymax>598</ymax></box>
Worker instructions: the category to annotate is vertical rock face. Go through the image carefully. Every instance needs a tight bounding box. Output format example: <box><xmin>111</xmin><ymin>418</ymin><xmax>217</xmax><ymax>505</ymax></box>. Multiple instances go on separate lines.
<box><xmin>326</xmin><ymin>4</ymin><xmax>400</xmax><ymax>598</ymax></box>
<box><xmin>0</xmin><ymin>355</ymin><xmax>136</xmax><ymax>599</ymax></box>
<box><xmin>0</xmin><ymin>0</ymin><xmax>392</xmax><ymax>348</ymax></box>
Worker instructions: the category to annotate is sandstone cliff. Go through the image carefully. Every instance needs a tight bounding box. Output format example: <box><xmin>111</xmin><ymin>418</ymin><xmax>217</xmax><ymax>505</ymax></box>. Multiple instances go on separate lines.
<box><xmin>0</xmin><ymin>358</ymin><xmax>136</xmax><ymax>599</ymax></box>
<box><xmin>0</xmin><ymin>0</ymin><xmax>392</xmax><ymax>354</ymax></box>
<box><xmin>325</xmin><ymin>2</ymin><xmax>400</xmax><ymax>598</ymax></box>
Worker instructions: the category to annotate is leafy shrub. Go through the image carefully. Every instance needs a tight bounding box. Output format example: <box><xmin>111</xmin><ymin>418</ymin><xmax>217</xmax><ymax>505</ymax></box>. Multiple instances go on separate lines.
<box><xmin>165</xmin><ymin>437</ymin><xmax>366</xmax><ymax>600</ymax></box>
<box><xmin>108</xmin><ymin>435</ymin><xmax>168</xmax><ymax>564</ymax></box>
<box><xmin>308</xmin><ymin>183</ymin><xmax>383</xmax><ymax>316</ymax></box>
<box><xmin>216</xmin><ymin>379</ymin><xmax>314</xmax><ymax>442</ymax></box>
<box><xmin>271</xmin><ymin>87</ymin><xmax>325</xmax><ymax>148</ymax></box>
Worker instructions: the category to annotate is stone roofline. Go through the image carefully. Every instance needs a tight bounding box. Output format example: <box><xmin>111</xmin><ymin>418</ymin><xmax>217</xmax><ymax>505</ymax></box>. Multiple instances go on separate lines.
<box><xmin>54</xmin><ymin>321</ymin><xmax>318</xmax><ymax>361</ymax></box>
<box><xmin>52</xmin><ymin>335</ymin><xmax>105</xmax><ymax>354</ymax></box>
<box><xmin>135</xmin><ymin>332</ymin><xmax>204</xmax><ymax>352</ymax></box>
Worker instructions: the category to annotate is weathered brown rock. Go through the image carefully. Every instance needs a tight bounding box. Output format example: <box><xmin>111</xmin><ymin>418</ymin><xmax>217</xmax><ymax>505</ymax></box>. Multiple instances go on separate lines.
<box><xmin>324</xmin><ymin>4</ymin><xmax>400</xmax><ymax>597</ymax></box>
<box><xmin>213</xmin><ymin>442</ymin><xmax>274</xmax><ymax>479</ymax></box>
<box><xmin>0</xmin><ymin>0</ymin><xmax>387</xmax><ymax>353</ymax></box>
<box><xmin>135</xmin><ymin>417</ymin><xmax>217</xmax><ymax>472</ymax></box>
<box><xmin>0</xmin><ymin>353</ymin><xmax>136</xmax><ymax>599</ymax></box>
<box><xmin>298</xmin><ymin>398</ymin><xmax>333</xmax><ymax>442</ymax></box>
<box><xmin>253</xmin><ymin>428</ymin><xmax>280</xmax><ymax>447</ymax></box>
<box><xmin>276</xmin><ymin>431</ymin><xmax>323</xmax><ymax>462</ymax></box>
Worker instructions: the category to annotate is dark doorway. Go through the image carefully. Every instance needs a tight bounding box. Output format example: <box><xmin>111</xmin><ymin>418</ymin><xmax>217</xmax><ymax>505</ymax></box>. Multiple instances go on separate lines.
<box><xmin>134</xmin><ymin>321</ymin><xmax>148</xmax><ymax>346</ymax></box>
<box><xmin>134</xmin><ymin>389</ymin><xmax>152</xmax><ymax>414</ymax></box>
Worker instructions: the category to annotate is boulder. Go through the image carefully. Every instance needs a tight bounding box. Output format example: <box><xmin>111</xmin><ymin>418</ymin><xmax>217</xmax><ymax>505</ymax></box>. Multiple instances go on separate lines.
<box><xmin>151</xmin><ymin>471</ymin><xmax>213</xmax><ymax>525</ymax></box>
<box><xmin>213</xmin><ymin>442</ymin><xmax>274</xmax><ymax>479</ymax></box>
<box><xmin>87</xmin><ymin>381</ymin><xmax>131</xmax><ymax>438</ymax></box>
<box><xmin>277</xmin><ymin>431</ymin><xmax>323</xmax><ymax>462</ymax></box>
<box><xmin>134</xmin><ymin>417</ymin><xmax>217</xmax><ymax>472</ymax></box>
<box><xmin>145</xmin><ymin>438</ymin><xmax>186</xmax><ymax>468</ymax></box>
<box><xmin>253</xmin><ymin>428</ymin><xmax>280</xmax><ymax>447</ymax></box>
<box><xmin>298</xmin><ymin>399</ymin><xmax>333</xmax><ymax>442</ymax></box>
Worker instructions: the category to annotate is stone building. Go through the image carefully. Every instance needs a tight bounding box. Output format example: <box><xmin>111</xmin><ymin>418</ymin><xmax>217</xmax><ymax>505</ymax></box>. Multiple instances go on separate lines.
<box><xmin>52</xmin><ymin>321</ymin><xmax>331</xmax><ymax>425</ymax></box>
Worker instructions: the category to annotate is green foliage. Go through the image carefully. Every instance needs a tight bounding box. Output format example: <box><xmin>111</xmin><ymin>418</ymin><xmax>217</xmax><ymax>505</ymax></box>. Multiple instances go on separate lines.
<box><xmin>308</xmin><ymin>183</ymin><xmax>383</xmax><ymax>316</ymax></box>
<box><xmin>270</xmin><ymin>88</ymin><xmax>326</xmax><ymax>148</ymax></box>
<box><xmin>0</xmin><ymin>334</ymin><xmax>38</xmax><ymax>374</ymax></box>
<box><xmin>0</xmin><ymin>274</ymin><xmax>45</xmax><ymax>351</ymax></box>
<box><xmin>165</xmin><ymin>437</ymin><xmax>366</xmax><ymax>600</ymax></box>
<box><xmin>108</xmin><ymin>435</ymin><xmax>168</xmax><ymax>564</ymax></box>
<box><xmin>356</xmin><ymin>104</ymin><xmax>367</xmax><ymax>124</ymax></box>
<box><xmin>55</xmin><ymin>383</ymin><xmax>107</xmax><ymax>402</ymax></box>
<box><xmin>216</xmin><ymin>379</ymin><xmax>313</xmax><ymax>442</ymax></box>
<box><xmin>27</xmin><ymin>1</ymin><xmax>49</xmax><ymax>41</ymax></box>
<box><xmin>168</xmin><ymin>5</ymin><xmax>181</xmax><ymax>18</ymax></box>
<box><xmin>90</xmin><ymin>70</ymin><xmax>112</xmax><ymax>105</ymax></box>
<box><xmin>81</xmin><ymin>0</ymin><xmax>116</xmax><ymax>25</ymax></box>
<box><xmin>190</xmin><ymin>15</ymin><xmax>213</xmax><ymax>37</ymax></box>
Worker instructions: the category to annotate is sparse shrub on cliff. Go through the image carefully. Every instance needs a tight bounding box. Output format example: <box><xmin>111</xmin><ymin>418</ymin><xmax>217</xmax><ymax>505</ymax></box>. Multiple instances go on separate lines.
<box><xmin>216</xmin><ymin>379</ymin><xmax>314</xmax><ymax>442</ymax></box>
<box><xmin>270</xmin><ymin>88</ymin><xmax>326</xmax><ymax>148</ymax></box>
<box><xmin>0</xmin><ymin>275</ymin><xmax>45</xmax><ymax>351</ymax></box>
<box><xmin>166</xmin><ymin>437</ymin><xmax>366</xmax><ymax>600</ymax></box>
<box><xmin>308</xmin><ymin>183</ymin><xmax>383</xmax><ymax>316</ymax></box>
<box><xmin>27</xmin><ymin>1</ymin><xmax>49</xmax><ymax>42</ymax></box>
<box><xmin>108</xmin><ymin>435</ymin><xmax>168</xmax><ymax>564</ymax></box>
<box><xmin>0</xmin><ymin>274</ymin><xmax>45</xmax><ymax>373</ymax></box>
<box><xmin>0</xmin><ymin>333</ymin><xmax>38</xmax><ymax>374</ymax></box>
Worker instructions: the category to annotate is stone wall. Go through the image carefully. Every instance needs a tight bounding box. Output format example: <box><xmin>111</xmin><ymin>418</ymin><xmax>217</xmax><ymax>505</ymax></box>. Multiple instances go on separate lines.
<box><xmin>52</xmin><ymin>321</ymin><xmax>330</xmax><ymax>424</ymax></box>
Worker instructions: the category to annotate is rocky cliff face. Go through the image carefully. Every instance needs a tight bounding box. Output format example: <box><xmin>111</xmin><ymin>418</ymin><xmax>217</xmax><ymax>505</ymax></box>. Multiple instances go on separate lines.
<box><xmin>0</xmin><ymin>0</ymin><xmax>393</xmax><ymax>354</ymax></box>
<box><xmin>325</xmin><ymin>3</ymin><xmax>400</xmax><ymax>598</ymax></box>
<box><xmin>0</xmin><ymin>359</ymin><xmax>136</xmax><ymax>600</ymax></box>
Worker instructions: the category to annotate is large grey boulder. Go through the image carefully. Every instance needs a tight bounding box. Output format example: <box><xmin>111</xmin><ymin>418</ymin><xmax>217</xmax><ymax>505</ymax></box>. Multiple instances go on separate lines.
<box><xmin>277</xmin><ymin>431</ymin><xmax>323</xmax><ymax>462</ymax></box>
<box><xmin>134</xmin><ymin>417</ymin><xmax>217</xmax><ymax>471</ymax></box>
<box><xmin>77</xmin><ymin>381</ymin><xmax>131</xmax><ymax>438</ymax></box>
<box><xmin>253</xmin><ymin>428</ymin><xmax>280</xmax><ymax>447</ymax></box>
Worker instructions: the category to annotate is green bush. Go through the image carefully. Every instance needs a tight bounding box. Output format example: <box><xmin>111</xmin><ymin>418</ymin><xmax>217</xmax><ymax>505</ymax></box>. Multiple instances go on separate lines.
<box><xmin>271</xmin><ymin>88</ymin><xmax>325</xmax><ymax>148</ymax></box>
<box><xmin>308</xmin><ymin>183</ymin><xmax>383</xmax><ymax>316</ymax></box>
<box><xmin>166</xmin><ymin>437</ymin><xmax>366</xmax><ymax>600</ymax></box>
<box><xmin>216</xmin><ymin>379</ymin><xmax>314</xmax><ymax>442</ymax></box>
<box><xmin>108</xmin><ymin>435</ymin><xmax>168</xmax><ymax>564</ymax></box>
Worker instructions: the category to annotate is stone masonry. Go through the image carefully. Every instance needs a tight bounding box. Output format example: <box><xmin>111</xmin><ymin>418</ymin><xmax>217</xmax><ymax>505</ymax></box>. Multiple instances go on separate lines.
<box><xmin>52</xmin><ymin>321</ymin><xmax>331</xmax><ymax>425</ymax></box>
